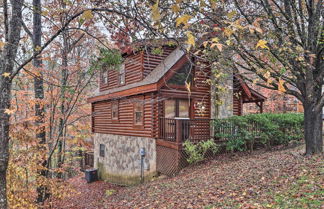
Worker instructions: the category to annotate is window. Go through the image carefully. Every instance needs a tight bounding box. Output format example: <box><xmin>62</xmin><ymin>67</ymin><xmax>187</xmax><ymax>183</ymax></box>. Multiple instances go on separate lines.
<box><xmin>168</xmin><ymin>62</ymin><xmax>193</xmax><ymax>86</ymax></box>
<box><xmin>101</xmin><ymin>70</ymin><xmax>108</xmax><ymax>84</ymax></box>
<box><xmin>99</xmin><ymin>144</ymin><xmax>105</xmax><ymax>157</ymax></box>
<box><xmin>164</xmin><ymin>99</ymin><xmax>189</xmax><ymax>118</ymax></box>
<box><xmin>111</xmin><ymin>101</ymin><xmax>119</xmax><ymax>121</ymax></box>
<box><xmin>179</xmin><ymin>100</ymin><xmax>189</xmax><ymax>118</ymax></box>
<box><xmin>164</xmin><ymin>99</ymin><xmax>176</xmax><ymax>118</ymax></box>
<box><xmin>134</xmin><ymin>101</ymin><xmax>144</xmax><ymax>126</ymax></box>
<box><xmin>119</xmin><ymin>63</ymin><xmax>125</xmax><ymax>85</ymax></box>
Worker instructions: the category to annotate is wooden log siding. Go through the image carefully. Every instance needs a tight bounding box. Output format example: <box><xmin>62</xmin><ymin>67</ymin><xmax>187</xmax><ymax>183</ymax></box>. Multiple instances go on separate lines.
<box><xmin>151</xmin><ymin>93</ymin><xmax>159</xmax><ymax>138</ymax></box>
<box><xmin>158</xmin><ymin>64</ymin><xmax>211</xmax><ymax>141</ymax></box>
<box><xmin>93</xmin><ymin>49</ymin><xmax>214</xmax><ymax>139</ymax></box>
<box><xmin>192</xmin><ymin>66</ymin><xmax>211</xmax><ymax>119</ymax></box>
<box><xmin>92</xmin><ymin>94</ymin><xmax>157</xmax><ymax>137</ymax></box>
<box><xmin>233</xmin><ymin>94</ymin><xmax>242</xmax><ymax>116</ymax></box>
<box><xmin>143</xmin><ymin>47</ymin><xmax>175</xmax><ymax>77</ymax></box>
<box><xmin>99</xmin><ymin>47</ymin><xmax>175</xmax><ymax>92</ymax></box>
<box><xmin>159</xmin><ymin>65</ymin><xmax>211</xmax><ymax>120</ymax></box>
<box><xmin>99</xmin><ymin>53</ymin><xmax>144</xmax><ymax>92</ymax></box>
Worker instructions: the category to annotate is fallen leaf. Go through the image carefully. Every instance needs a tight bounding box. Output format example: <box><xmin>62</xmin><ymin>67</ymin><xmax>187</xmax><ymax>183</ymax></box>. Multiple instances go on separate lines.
<box><xmin>2</xmin><ymin>72</ymin><xmax>10</xmax><ymax>77</ymax></box>
<box><xmin>0</xmin><ymin>41</ymin><xmax>5</xmax><ymax>49</ymax></box>
<box><xmin>176</xmin><ymin>14</ymin><xmax>192</xmax><ymax>28</ymax></box>
<box><xmin>186</xmin><ymin>31</ymin><xmax>195</xmax><ymax>50</ymax></box>
<box><xmin>216</xmin><ymin>43</ymin><xmax>223</xmax><ymax>51</ymax></box>
<box><xmin>82</xmin><ymin>10</ymin><xmax>93</xmax><ymax>20</ymax></box>
<box><xmin>4</xmin><ymin>109</ymin><xmax>15</xmax><ymax>115</ymax></box>
<box><xmin>256</xmin><ymin>40</ymin><xmax>269</xmax><ymax>49</ymax></box>
<box><xmin>211</xmin><ymin>37</ymin><xmax>219</xmax><ymax>43</ymax></box>
<box><xmin>171</xmin><ymin>4</ymin><xmax>180</xmax><ymax>13</ymax></box>
<box><xmin>151</xmin><ymin>0</ymin><xmax>161</xmax><ymax>21</ymax></box>
<box><xmin>223</xmin><ymin>28</ymin><xmax>233</xmax><ymax>37</ymax></box>
<box><xmin>278</xmin><ymin>79</ymin><xmax>286</xmax><ymax>93</ymax></box>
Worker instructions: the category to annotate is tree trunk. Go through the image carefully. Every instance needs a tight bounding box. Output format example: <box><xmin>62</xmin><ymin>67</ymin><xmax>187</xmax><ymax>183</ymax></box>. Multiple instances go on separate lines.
<box><xmin>32</xmin><ymin>0</ymin><xmax>49</xmax><ymax>203</ymax></box>
<box><xmin>0</xmin><ymin>1</ymin><xmax>24</xmax><ymax>207</ymax></box>
<box><xmin>0</xmin><ymin>167</ymin><xmax>8</xmax><ymax>209</ymax></box>
<box><xmin>0</xmin><ymin>81</ymin><xmax>11</xmax><ymax>209</ymax></box>
<box><xmin>33</xmin><ymin>0</ymin><xmax>45</xmax><ymax>147</ymax></box>
<box><xmin>57</xmin><ymin>0</ymin><xmax>69</xmax><ymax>179</ymax></box>
<box><xmin>57</xmin><ymin>39</ymin><xmax>68</xmax><ymax>179</ymax></box>
<box><xmin>303</xmin><ymin>104</ymin><xmax>323</xmax><ymax>155</ymax></box>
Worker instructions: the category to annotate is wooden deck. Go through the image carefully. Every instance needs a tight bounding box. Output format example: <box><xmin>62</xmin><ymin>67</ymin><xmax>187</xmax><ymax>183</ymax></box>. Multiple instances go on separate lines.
<box><xmin>157</xmin><ymin>118</ymin><xmax>213</xmax><ymax>175</ymax></box>
<box><xmin>156</xmin><ymin>117</ymin><xmax>261</xmax><ymax>176</ymax></box>
<box><xmin>159</xmin><ymin>118</ymin><xmax>213</xmax><ymax>143</ymax></box>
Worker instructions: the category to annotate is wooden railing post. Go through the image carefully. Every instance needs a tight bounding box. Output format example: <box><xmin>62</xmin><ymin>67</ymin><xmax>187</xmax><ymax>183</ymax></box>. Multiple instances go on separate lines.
<box><xmin>158</xmin><ymin>118</ymin><xmax>162</xmax><ymax>139</ymax></box>
<box><xmin>176</xmin><ymin>119</ymin><xmax>182</xmax><ymax>143</ymax></box>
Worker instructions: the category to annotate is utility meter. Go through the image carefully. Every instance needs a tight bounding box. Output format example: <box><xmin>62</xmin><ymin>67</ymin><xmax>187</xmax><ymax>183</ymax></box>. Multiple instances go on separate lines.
<box><xmin>140</xmin><ymin>148</ymin><xmax>146</xmax><ymax>156</ymax></box>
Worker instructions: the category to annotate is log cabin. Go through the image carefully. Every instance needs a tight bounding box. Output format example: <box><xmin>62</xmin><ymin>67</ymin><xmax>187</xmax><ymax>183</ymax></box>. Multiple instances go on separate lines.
<box><xmin>88</xmin><ymin>45</ymin><xmax>266</xmax><ymax>184</ymax></box>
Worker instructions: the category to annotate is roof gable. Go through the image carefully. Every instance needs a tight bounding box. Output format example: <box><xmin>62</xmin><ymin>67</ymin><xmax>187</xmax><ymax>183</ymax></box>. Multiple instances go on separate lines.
<box><xmin>88</xmin><ymin>47</ymin><xmax>186</xmax><ymax>103</ymax></box>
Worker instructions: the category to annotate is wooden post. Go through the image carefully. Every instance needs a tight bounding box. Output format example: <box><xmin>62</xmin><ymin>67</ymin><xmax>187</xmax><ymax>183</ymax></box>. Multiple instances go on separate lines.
<box><xmin>176</xmin><ymin>119</ymin><xmax>183</xmax><ymax>144</ymax></box>
<box><xmin>175</xmin><ymin>119</ymin><xmax>184</xmax><ymax>173</ymax></box>
<box><xmin>260</xmin><ymin>102</ymin><xmax>263</xmax><ymax>113</ymax></box>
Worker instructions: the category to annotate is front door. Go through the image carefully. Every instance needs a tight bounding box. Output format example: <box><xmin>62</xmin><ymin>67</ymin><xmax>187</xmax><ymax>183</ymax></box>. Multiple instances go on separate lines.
<box><xmin>164</xmin><ymin>99</ymin><xmax>190</xmax><ymax>140</ymax></box>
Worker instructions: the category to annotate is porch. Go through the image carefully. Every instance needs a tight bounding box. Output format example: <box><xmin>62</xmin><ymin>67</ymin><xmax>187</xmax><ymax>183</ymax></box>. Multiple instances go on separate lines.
<box><xmin>156</xmin><ymin>117</ymin><xmax>260</xmax><ymax>176</ymax></box>
<box><xmin>156</xmin><ymin>117</ymin><xmax>214</xmax><ymax>176</ymax></box>
<box><xmin>158</xmin><ymin>117</ymin><xmax>213</xmax><ymax>143</ymax></box>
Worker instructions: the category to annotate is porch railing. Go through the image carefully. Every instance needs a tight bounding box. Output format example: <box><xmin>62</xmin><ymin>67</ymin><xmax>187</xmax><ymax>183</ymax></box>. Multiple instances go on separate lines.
<box><xmin>213</xmin><ymin>120</ymin><xmax>264</xmax><ymax>140</ymax></box>
<box><xmin>159</xmin><ymin>118</ymin><xmax>213</xmax><ymax>143</ymax></box>
<box><xmin>159</xmin><ymin>118</ymin><xmax>263</xmax><ymax>143</ymax></box>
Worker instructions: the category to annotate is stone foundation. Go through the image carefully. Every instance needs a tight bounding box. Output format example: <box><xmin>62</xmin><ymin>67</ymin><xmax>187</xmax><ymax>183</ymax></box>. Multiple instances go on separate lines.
<box><xmin>94</xmin><ymin>133</ymin><xmax>157</xmax><ymax>185</ymax></box>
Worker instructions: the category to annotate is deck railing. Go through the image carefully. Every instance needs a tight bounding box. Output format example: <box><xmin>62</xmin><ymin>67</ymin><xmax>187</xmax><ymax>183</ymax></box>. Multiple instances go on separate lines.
<box><xmin>159</xmin><ymin>118</ymin><xmax>213</xmax><ymax>143</ymax></box>
<box><xmin>213</xmin><ymin>120</ymin><xmax>262</xmax><ymax>141</ymax></box>
<box><xmin>159</xmin><ymin>118</ymin><xmax>263</xmax><ymax>143</ymax></box>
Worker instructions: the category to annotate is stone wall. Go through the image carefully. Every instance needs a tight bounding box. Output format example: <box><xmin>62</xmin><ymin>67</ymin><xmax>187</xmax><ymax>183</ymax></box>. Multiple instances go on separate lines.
<box><xmin>94</xmin><ymin>133</ymin><xmax>157</xmax><ymax>185</ymax></box>
<box><xmin>210</xmin><ymin>70</ymin><xmax>233</xmax><ymax>119</ymax></box>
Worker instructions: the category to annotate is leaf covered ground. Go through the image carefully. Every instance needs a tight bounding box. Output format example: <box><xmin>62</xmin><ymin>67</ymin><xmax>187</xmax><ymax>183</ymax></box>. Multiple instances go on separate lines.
<box><xmin>54</xmin><ymin>145</ymin><xmax>323</xmax><ymax>209</ymax></box>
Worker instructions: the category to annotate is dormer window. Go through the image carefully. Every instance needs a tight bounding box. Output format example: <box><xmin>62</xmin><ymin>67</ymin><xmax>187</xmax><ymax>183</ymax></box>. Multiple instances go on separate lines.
<box><xmin>101</xmin><ymin>69</ymin><xmax>108</xmax><ymax>84</ymax></box>
<box><xmin>119</xmin><ymin>63</ymin><xmax>125</xmax><ymax>85</ymax></box>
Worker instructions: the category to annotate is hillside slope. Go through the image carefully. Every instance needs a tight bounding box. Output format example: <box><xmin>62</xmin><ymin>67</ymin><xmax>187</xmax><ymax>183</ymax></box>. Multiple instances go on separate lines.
<box><xmin>56</xmin><ymin>145</ymin><xmax>324</xmax><ymax>209</ymax></box>
<box><xmin>101</xmin><ymin>146</ymin><xmax>324</xmax><ymax>208</ymax></box>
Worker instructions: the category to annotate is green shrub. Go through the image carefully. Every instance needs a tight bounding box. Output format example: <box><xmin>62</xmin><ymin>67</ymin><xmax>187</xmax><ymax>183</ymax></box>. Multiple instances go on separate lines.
<box><xmin>214</xmin><ymin>113</ymin><xmax>304</xmax><ymax>152</ymax></box>
<box><xmin>225</xmin><ymin>138</ymin><xmax>246</xmax><ymax>152</ymax></box>
<box><xmin>183</xmin><ymin>139</ymin><xmax>219</xmax><ymax>164</ymax></box>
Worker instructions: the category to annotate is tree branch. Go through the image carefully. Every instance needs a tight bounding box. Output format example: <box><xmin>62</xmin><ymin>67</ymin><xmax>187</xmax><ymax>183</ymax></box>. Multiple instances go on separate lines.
<box><xmin>10</xmin><ymin>7</ymin><xmax>140</xmax><ymax>80</ymax></box>
<box><xmin>21</xmin><ymin>19</ymin><xmax>33</xmax><ymax>40</ymax></box>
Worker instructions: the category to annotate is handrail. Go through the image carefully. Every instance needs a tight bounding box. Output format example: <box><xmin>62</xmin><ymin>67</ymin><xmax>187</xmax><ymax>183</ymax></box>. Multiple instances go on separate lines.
<box><xmin>159</xmin><ymin>117</ymin><xmax>263</xmax><ymax>143</ymax></box>
<box><xmin>159</xmin><ymin>118</ymin><xmax>213</xmax><ymax>142</ymax></box>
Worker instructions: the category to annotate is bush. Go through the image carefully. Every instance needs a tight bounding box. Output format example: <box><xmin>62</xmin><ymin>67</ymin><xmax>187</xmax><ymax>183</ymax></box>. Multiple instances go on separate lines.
<box><xmin>183</xmin><ymin>139</ymin><xmax>219</xmax><ymax>164</ymax></box>
<box><xmin>213</xmin><ymin>113</ymin><xmax>304</xmax><ymax>152</ymax></box>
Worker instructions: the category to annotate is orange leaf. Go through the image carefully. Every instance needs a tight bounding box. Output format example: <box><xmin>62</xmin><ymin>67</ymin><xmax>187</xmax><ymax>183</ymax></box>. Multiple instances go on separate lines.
<box><xmin>278</xmin><ymin>79</ymin><xmax>286</xmax><ymax>93</ymax></box>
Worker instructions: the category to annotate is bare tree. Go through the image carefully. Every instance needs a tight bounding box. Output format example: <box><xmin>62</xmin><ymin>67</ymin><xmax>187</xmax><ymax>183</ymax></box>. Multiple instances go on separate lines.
<box><xmin>0</xmin><ymin>1</ymin><xmax>24</xmax><ymax>208</ymax></box>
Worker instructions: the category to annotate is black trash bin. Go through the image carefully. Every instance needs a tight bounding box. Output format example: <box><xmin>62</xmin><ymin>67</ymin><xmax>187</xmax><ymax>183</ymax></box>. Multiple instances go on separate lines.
<box><xmin>85</xmin><ymin>168</ymin><xmax>98</xmax><ymax>183</ymax></box>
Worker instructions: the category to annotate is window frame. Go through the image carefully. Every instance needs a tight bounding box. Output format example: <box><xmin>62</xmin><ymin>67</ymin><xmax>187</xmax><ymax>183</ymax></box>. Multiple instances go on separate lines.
<box><xmin>99</xmin><ymin>144</ymin><xmax>105</xmax><ymax>157</ymax></box>
<box><xmin>111</xmin><ymin>100</ymin><xmax>119</xmax><ymax>121</ymax></box>
<box><xmin>167</xmin><ymin>62</ymin><xmax>195</xmax><ymax>88</ymax></box>
<box><xmin>164</xmin><ymin>98</ymin><xmax>190</xmax><ymax>118</ymax></box>
<box><xmin>133</xmin><ymin>100</ymin><xmax>144</xmax><ymax>128</ymax></box>
<box><xmin>118</xmin><ymin>63</ymin><xmax>125</xmax><ymax>86</ymax></box>
<box><xmin>100</xmin><ymin>69</ymin><xmax>108</xmax><ymax>85</ymax></box>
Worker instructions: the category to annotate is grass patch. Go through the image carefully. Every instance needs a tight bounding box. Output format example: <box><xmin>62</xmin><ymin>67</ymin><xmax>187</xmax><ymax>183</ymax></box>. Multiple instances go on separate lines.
<box><xmin>263</xmin><ymin>171</ymin><xmax>324</xmax><ymax>208</ymax></box>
